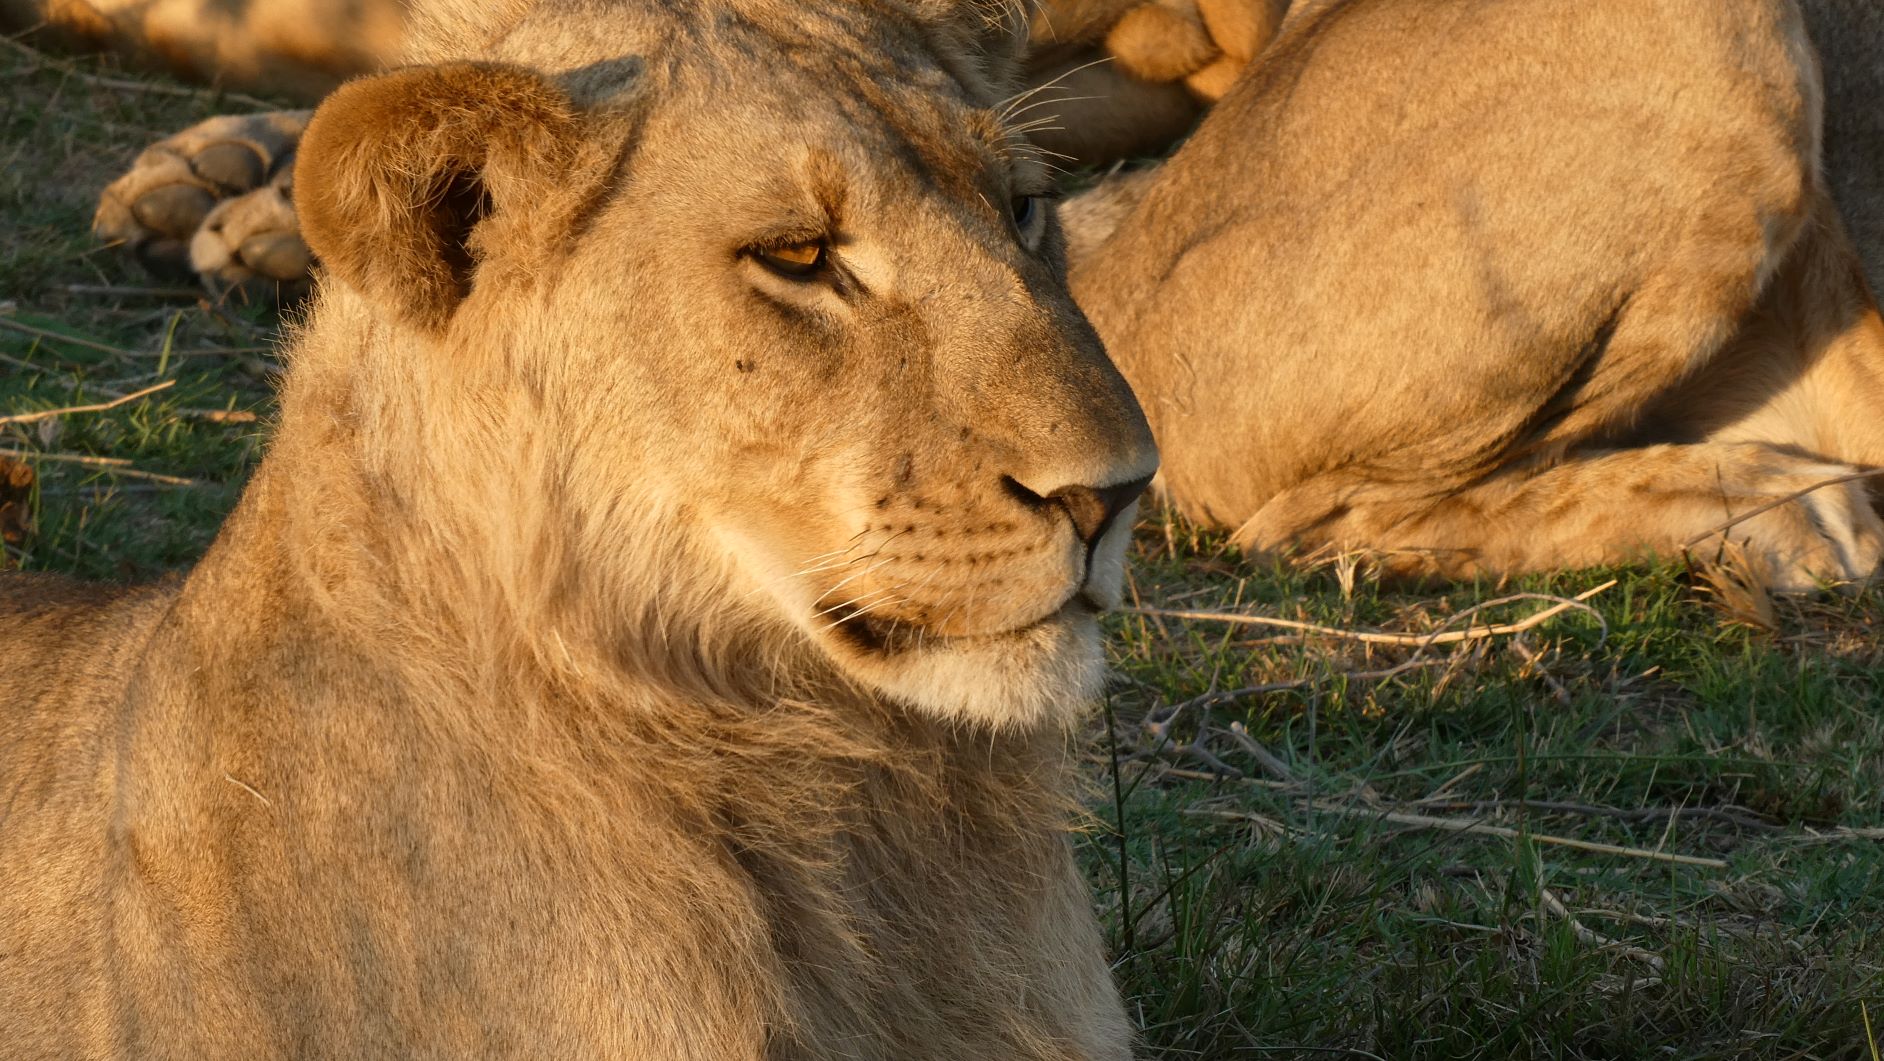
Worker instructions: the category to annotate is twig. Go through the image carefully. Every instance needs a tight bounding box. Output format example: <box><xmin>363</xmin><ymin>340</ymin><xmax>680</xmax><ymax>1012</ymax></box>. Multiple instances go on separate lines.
<box><xmin>1128</xmin><ymin>581</ymin><xmax>1616</xmax><ymax>648</ymax></box>
<box><xmin>178</xmin><ymin>408</ymin><xmax>259</xmax><ymax>424</ymax></box>
<box><xmin>0</xmin><ymin>449</ymin><xmax>199</xmax><ymax>486</ymax></box>
<box><xmin>1508</xmin><ymin>637</ymin><xmax>1572</xmax><ymax>705</ymax></box>
<box><xmin>1796</xmin><ymin>825</ymin><xmax>1884</xmax><ymax>843</ymax></box>
<box><xmin>1540</xmin><ymin>887</ymin><xmax>1666</xmax><ymax>971</ymax></box>
<box><xmin>1220</xmin><ymin>721</ymin><xmax>1301</xmax><ymax>785</ymax></box>
<box><xmin>63</xmin><ymin>284</ymin><xmax>205</xmax><ymax>299</ymax></box>
<box><xmin>1139</xmin><ymin>702</ymin><xmax>1245</xmax><ymax>780</ymax></box>
<box><xmin>1417</xmin><ymin>798</ymin><xmax>1782</xmax><ymax>832</ymax></box>
<box><xmin>0</xmin><ymin>449</ymin><xmax>130</xmax><ymax>467</ymax></box>
<box><xmin>39</xmin><ymin>482</ymin><xmax>195</xmax><ymax>495</ymax></box>
<box><xmin>0</xmin><ymin>35</ymin><xmax>277</xmax><ymax>108</ymax></box>
<box><xmin>0</xmin><ymin>317</ymin><xmax>131</xmax><ymax>356</ymax></box>
<box><xmin>1681</xmin><ymin>469</ymin><xmax>1884</xmax><ymax>550</ymax></box>
<box><xmin>1190</xmin><ymin>804</ymin><xmax>1729</xmax><ymax>868</ymax></box>
<box><xmin>0</xmin><ymin>380</ymin><xmax>174</xmax><ymax>425</ymax></box>
<box><xmin>1160</xmin><ymin>657</ymin><xmax>1450</xmax><ymax>713</ymax></box>
<box><xmin>1132</xmin><ymin>764</ymin><xmax>1295</xmax><ymax>792</ymax></box>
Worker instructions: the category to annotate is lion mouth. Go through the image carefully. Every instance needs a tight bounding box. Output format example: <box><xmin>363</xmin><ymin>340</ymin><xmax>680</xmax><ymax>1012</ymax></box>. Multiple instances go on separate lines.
<box><xmin>823</xmin><ymin>592</ymin><xmax>1098</xmax><ymax>657</ymax></box>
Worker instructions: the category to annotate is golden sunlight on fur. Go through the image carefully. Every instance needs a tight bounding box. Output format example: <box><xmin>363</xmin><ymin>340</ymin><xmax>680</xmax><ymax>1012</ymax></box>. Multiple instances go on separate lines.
<box><xmin>1066</xmin><ymin>0</ymin><xmax>1884</xmax><ymax>592</ymax></box>
<box><xmin>0</xmin><ymin>2</ymin><xmax>1159</xmax><ymax>1056</ymax></box>
<box><xmin>77</xmin><ymin>0</ymin><xmax>1275</xmax><ymax>286</ymax></box>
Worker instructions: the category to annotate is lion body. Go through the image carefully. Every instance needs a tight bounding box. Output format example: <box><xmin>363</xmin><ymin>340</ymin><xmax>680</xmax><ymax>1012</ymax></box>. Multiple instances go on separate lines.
<box><xmin>0</xmin><ymin>0</ymin><xmax>1158</xmax><ymax>1056</ymax></box>
<box><xmin>1067</xmin><ymin>0</ymin><xmax>1884</xmax><ymax>586</ymax></box>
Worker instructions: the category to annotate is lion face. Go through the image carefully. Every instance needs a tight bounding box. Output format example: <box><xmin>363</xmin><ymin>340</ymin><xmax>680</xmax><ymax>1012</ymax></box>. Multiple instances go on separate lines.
<box><xmin>293</xmin><ymin>3</ymin><xmax>1157</xmax><ymax>728</ymax></box>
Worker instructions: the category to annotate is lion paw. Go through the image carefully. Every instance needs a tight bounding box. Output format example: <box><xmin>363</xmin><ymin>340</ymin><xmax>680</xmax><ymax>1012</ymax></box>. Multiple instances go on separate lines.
<box><xmin>1105</xmin><ymin>0</ymin><xmax>1281</xmax><ymax>102</ymax></box>
<box><xmin>188</xmin><ymin>166</ymin><xmax>313</xmax><ymax>305</ymax></box>
<box><xmin>94</xmin><ymin>110</ymin><xmax>313</xmax><ymax>299</ymax></box>
<box><xmin>1713</xmin><ymin>456</ymin><xmax>1884</xmax><ymax>593</ymax></box>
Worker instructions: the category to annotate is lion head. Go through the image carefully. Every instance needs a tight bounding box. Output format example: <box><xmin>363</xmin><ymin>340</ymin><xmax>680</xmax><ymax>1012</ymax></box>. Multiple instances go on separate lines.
<box><xmin>285</xmin><ymin>0</ymin><xmax>1157</xmax><ymax>731</ymax></box>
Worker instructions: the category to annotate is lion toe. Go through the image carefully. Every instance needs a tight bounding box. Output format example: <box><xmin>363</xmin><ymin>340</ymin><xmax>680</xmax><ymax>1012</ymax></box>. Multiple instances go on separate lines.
<box><xmin>189</xmin><ymin>169</ymin><xmax>312</xmax><ymax>306</ymax></box>
<box><xmin>94</xmin><ymin>111</ymin><xmax>312</xmax><ymax>287</ymax></box>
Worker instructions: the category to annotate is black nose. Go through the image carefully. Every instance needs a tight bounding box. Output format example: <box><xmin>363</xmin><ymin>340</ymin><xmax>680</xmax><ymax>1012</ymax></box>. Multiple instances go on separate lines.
<box><xmin>1047</xmin><ymin>474</ymin><xmax>1154</xmax><ymax>546</ymax></box>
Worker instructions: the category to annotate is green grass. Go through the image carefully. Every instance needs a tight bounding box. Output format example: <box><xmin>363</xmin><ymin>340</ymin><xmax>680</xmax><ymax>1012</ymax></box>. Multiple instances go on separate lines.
<box><xmin>5</xmin><ymin>41</ymin><xmax>1883</xmax><ymax>1061</ymax></box>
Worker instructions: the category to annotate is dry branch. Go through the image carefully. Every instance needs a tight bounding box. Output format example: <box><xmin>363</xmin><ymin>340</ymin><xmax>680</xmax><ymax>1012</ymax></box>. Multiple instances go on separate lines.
<box><xmin>0</xmin><ymin>316</ymin><xmax>131</xmax><ymax>356</ymax></box>
<box><xmin>0</xmin><ymin>449</ymin><xmax>199</xmax><ymax>486</ymax></box>
<box><xmin>0</xmin><ymin>34</ymin><xmax>277</xmax><ymax>108</ymax></box>
<box><xmin>1128</xmin><ymin>580</ymin><xmax>1616</xmax><ymax>648</ymax></box>
<box><xmin>1540</xmin><ymin>887</ymin><xmax>1667</xmax><ymax>972</ymax></box>
<box><xmin>1190</xmin><ymin>804</ymin><xmax>1730</xmax><ymax>868</ymax></box>
<box><xmin>0</xmin><ymin>380</ymin><xmax>174</xmax><ymax>426</ymax></box>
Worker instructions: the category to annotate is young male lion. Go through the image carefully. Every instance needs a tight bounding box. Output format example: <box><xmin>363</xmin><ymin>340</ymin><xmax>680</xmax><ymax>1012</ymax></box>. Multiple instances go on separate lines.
<box><xmin>0</xmin><ymin>1</ymin><xmax>1161</xmax><ymax>1055</ymax></box>
<box><xmin>1066</xmin><ymin>0</ymin><xmax>1884</xmax><ymax>589</ymax></box>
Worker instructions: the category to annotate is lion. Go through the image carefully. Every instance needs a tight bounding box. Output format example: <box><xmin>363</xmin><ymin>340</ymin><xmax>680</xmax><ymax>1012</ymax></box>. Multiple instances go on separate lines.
<box><xmin>1062</xmin><ymin>0</ymin><xmax>1884</xmax><ymax>590</ymax></box>
<box><xmin>70</xmin><ymin>0</ymin><xmax>1274</xmax><ymax>297</ymax></box>
<box><xmin>0</xmin><ymin>0</ymin><xmax>1162</xmax><ymax>1054</ymax></box>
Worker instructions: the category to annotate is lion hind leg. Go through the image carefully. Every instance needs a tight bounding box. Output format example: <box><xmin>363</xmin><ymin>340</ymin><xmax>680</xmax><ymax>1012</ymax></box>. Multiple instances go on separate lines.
<box><xmin>94</xmin><ymin>110</ymin><xmax>311</xmax><ymax>290</ymax></box>
<box><xmin>1680</xmin><ymin>200</ymin><xmax>1884</xmax><ymax>476</ymax></box>
<box><xmin>1237</xmin><ymin>443</ymin><xmax>1884</xmax><ymax>592</ymax></box>
<box><xmin>1522</xmin><ymin>194</ymin><xmax>1811</xmax><ymax>459</ymax></box>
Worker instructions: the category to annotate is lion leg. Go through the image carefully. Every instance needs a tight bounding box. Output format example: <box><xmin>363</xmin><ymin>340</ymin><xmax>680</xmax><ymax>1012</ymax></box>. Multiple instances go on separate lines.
<box><xmin>1238</xmin><ymin>442</ymin><xmax>1884</xmax><ymax>591</ymax></box>
<box><xmin>1666</xmin><ymin>199</ymin><xmax>1884</xmax><ymax>476</ymax></box>
<box><xmin>1519</xmin><ymin>195</ymin><xmax>1810</xmax><ymax>460</ymax></box>
<box><xmin>93</xmin><ymin>110</ymin><xmax>311</xmax><ymax>296</ymax></box>
<box><xmin>1104</xmin><ymin>0</ymin><xmax>1281</xmax><ymax>101</ymax></box>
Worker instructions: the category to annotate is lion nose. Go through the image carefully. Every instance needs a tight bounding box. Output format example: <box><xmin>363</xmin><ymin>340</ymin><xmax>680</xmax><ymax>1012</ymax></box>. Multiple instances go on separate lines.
<box><xmin>1009</xmin><ymin>474</ymin><xmax>1155</xmax><ymax>546</ymax></box>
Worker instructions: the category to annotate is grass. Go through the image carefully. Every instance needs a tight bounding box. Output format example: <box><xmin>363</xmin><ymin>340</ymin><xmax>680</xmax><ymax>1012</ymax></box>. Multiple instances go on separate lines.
<box><xmin>4</xmin><ymin>41</ymin><xmax>1883</xmax><ymax>1061</ymax></box>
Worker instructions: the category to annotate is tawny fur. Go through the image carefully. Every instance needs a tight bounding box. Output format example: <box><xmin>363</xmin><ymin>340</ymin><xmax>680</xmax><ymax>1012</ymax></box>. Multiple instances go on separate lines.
<box><xmin>1065</xmin><ymin>0</ymin><xmax>1884</xmax><ymax>590</ymax></box>
<box><xmin>0</xmin><ymin>1</ymin><xmax>1160</xmax><ymax>1056</ymax></box>
<box><xmin>79</xmin><ymin>0</ymin><xmax>1260</xmax><ymax>276</ymax></box>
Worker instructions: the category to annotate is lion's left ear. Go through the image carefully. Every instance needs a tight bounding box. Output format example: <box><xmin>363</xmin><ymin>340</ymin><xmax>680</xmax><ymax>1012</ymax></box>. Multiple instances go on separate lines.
<box><xmin>295</xmin><ymin>62</ymin><xmax>583</xmax><ymax>334</ymax></box>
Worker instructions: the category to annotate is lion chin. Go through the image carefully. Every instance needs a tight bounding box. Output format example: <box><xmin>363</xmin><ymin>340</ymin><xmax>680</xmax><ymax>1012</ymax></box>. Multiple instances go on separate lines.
<box><xmin>825</xmin><ymin>603</ymin><xmax>1108</xmax><ymax>731</ymax></box>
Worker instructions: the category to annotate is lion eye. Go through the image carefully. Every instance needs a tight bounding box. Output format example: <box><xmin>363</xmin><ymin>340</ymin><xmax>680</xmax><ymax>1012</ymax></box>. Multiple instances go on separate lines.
<box><xmin>755</xmin><ymin>241</ymin><xmax>827</xmax><ymax>279</ymax></box>
<box><xmin>1012</xmin><ymin>195</ymin><xmax>1047</xmax><ymax>247</ymax></box>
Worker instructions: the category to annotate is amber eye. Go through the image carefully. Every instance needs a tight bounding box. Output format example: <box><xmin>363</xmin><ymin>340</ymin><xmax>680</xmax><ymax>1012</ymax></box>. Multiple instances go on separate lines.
<box><xmin>754</xmin><ymin>241</ymin><xmax>827</xmax><ymax>279</ymax></box>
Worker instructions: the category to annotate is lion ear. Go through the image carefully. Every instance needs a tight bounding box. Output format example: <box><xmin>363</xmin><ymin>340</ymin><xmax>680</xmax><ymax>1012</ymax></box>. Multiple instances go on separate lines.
<box><xmin>295</xmin><ymin>62</ymin><xmax>583</xmax><ymax>334</ymax></box>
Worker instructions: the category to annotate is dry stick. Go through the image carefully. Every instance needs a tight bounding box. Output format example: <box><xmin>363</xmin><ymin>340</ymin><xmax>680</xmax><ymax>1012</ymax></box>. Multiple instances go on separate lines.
<box><xmin>1164</xmin><ymin>657</ymin><xmax>1450</xmax><ymax>714</ymax></box>
<box><xmin>0</xmin><ymin>317</ymin><xmax>131</xmax><ymax>357</ymax></box>
<box><xmin>179</xmin><ymin>409</ymin><xmax>259</xmax><ymax>424</ymax></box>
<box><xmin>1539</xmin><ymin>887</ymin><xmax>1667</xmax><ymax>972</ymax></box>
<box><xmin>1797</xmin><ymin>825</ymin><xmax>1884</xmax><ymax>843</ymax></box>
<box><xmin>0</xmin><ymin>34</ymin><xmax>277</xmax><ymax>109</ymax></box>
<box><xmin>63</xmin><ymin>284</ymin><xmax>205</xmax><ymax>299</ymax></box>
<box><xmin>0</xmin><ymin>380</ymin><xmax>174</xmax><ymax>426</ymax></box>
<box><xmin>0</xmin><ymin>315</ymin><xmax>266</xmax><ymax>360</ymax></box>
<box><xmin>0</xmin><ymin>449</ymin><xmax>131</xmax><ymax>467</ymax></box>
<box><xmin>1419</xmin><ymin>798</ymin><xmax>1782</xmax><ymax>832</ymax></box>
<box><xmin>1128</xmin><ymin>580</ymin><xmax>1617</xmax><ymax>648</ymax></box>
<box><xmin>1220</xmin><ymin>721</ymin><xmax>1300</xmax><ymax>785</ymax></box>
<box><xmin>0</xmin><ymin>449</ymin><xmax>199</xmax><ymax>487</ymax></box>
<box><xmin>1188</xmin><ymin>804</ymin><xmax>1729</xmax><ymax>869</ymax></box>
<box><xmin>1508</xmin><ymin>637</ymin><xmax>1573</xmax><ymax>706</ymax></box>
<box><xmin>1680</xmin><ymin>468</ymin><xmax>1884</xmax><ymax>550</ymax></box>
